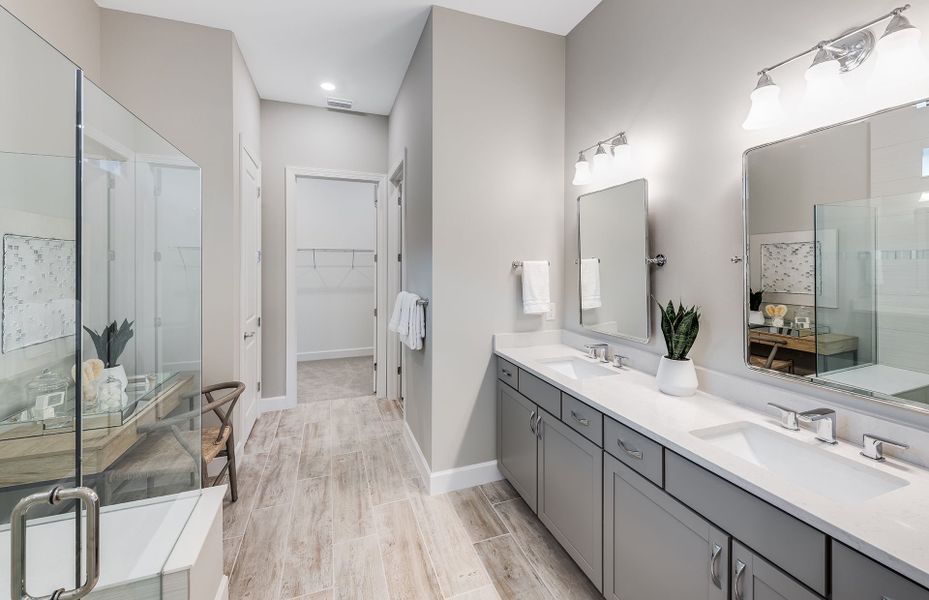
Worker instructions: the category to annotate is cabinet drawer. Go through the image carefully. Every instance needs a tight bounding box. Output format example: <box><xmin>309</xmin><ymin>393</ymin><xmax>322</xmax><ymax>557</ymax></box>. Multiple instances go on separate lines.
<box><xmin>497</xmin><ymin>358</ymin><xmax>518</xmax><ymax>388</ymax></box>
<box><xmin>561</xmin><ymin>393</ymin><xmax>602</xmax><ymax>446</ymax></box>
<box><xmin>832</xmin><ymin>541</ymin><xmax>929</xmax><ymax>600</ymax></box>
<box><xmin>665</xmin><ymin>452</ymin><xmax>827</xmax><ymax>596</ymax></box>
<box><xmin>518</xmin><ymin>369</ymin><xmax>561</xmax><ymax>418</ymax></box>
<box><xmin>604</xmin><ymin>416</ymin><xmax>663</xmax><ymax>486</ymax></box>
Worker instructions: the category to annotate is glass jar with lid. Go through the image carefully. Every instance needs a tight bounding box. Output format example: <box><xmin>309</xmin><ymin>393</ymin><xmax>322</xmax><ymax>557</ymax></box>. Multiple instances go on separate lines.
<box><xmin>25</xmin><ymin>368</ymin><xmax>70</xmax><ymax>420</ymax></box>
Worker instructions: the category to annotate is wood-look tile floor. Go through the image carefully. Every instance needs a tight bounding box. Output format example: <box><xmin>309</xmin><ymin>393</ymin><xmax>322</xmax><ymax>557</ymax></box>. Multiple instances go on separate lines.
<box><xmin>225</xmin><ymin>392</ymin><xmax>601</xmax><ymax>599</ymax></box>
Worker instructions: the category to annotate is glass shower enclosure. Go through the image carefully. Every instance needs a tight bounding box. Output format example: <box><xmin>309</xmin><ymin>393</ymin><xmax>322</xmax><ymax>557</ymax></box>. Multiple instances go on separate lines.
<box><xmin>0</xmin><ymin>6</ymin><xmax>202</xmax><ymax>598</ymax></box>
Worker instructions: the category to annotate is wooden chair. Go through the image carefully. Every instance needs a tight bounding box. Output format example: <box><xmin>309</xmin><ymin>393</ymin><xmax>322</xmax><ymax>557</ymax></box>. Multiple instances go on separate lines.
<box><xmin>196</xmin><ymin>382</ymin><xmax>245</xmax><ymax>501</ymax></box>
<box><xmin>108</xmin><ymin>381</ymin><xmax>245</xmax><ymax>503</ymax></box>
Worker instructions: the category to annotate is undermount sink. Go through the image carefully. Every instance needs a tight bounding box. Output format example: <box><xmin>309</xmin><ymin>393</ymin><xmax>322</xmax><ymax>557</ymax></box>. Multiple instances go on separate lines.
<box><xmin>690</xmin><ymin>421</ymin><xmax>909</xmax><ymax>503</ymax></box>
<box><xmin>538</xmin><ymin>356</ymin><xmax>614</xmax><ymax>380</ymax></box>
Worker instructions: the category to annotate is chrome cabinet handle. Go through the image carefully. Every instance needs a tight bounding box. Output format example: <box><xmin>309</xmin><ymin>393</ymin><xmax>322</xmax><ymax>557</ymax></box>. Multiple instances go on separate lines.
<box><xmin>734</xmin><ymin>559</ymin><xmax>747</xmax><ymax>600</ymax></box>
<box><xmin>501</xmin><ymin>368</ymin><xmax>513</xmax><ymax>377</ymax></box>
<box><xmin>12</xmin><ymin>486</ymin><xmax>100</xmax><ymax>600</ymax></box>
<box><xmin>709</xmin><ymin>543</ymin><xmax>722</xmax><ymax>589</ymax></box>
<box><xmin>570</xmin><ymin>410</ymin><xmax>590</xmax><ymax>427</ymax></box>
<box><xmin>617</xmin><ymin>438</ymin><xmax>643</xmax><ymax>460</ymax></box>
<box><xmin>529</xmin><ymin>410</ymin><xmax>536</xmax><ymax>435</ymax></box>
<box><xmin>536</xmin><ymin>414</ymin><xmax>543</xmax><ymax>439</ymax></box>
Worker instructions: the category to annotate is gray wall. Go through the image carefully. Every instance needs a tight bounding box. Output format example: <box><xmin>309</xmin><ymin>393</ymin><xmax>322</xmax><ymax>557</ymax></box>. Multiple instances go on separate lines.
<box><xmin>429</xmin><ymin>7</ymin><xmax>565</xmax><ymax>472</ymax></box>
<box><xmin>100</xmin><ymin>9</ymin><xmax>259</xmax><ymax>387</ymax></box>
<box><xmin>388</xmin><ymin>14</ymin><xmax>434</xmax><ymax>465</ymax></box>
<box><xmin>564</xmin><ymin>0</ymin><xmax>929</xmax><ymax>392</ymax></box>
<box><xmin>260</xmin><ymin>100</ymin><xmax>388</xmax><ymax>398</ymax></box>
<box><xmin>0</xmin><ymin>0</ymin><xmax>101</xmax><ymax>81</ymax></box>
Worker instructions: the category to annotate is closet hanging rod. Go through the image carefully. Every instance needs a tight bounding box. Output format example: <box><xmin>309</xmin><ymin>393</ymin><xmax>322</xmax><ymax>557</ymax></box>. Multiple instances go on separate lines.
<box><xmin>512</xmin><ymin>260</ymin><xmax>551</xmax><ymax>269</ymax></box>
<box><xmin>297</xmin><ymin>248</ymin><xmax>374</xmax><ymax>253</ymax></box>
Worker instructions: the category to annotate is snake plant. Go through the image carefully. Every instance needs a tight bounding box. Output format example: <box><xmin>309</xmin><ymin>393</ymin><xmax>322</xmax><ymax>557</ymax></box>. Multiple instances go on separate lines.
<box><xmin>83</xmin><ymin>319</ymin><xmax>134</xmax><ymax>368</ymax></box>
<box><xmin>655</xmin><ymin>299</ymin><xmax>700</xmax><ymax>361</ymax></box>
<box><xmin>749</xmin><ymin>288</ymin><xmax>764</xmax><ymax>311</ymax></box>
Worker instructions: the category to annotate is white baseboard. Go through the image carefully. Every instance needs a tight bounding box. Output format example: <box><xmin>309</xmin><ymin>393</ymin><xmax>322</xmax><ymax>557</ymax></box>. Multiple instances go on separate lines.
<box><xmin>402</xmin><ymin>421</ymin><xmax>503</xmax><ymax>495</ymax></box>
<box><xmin>298</xmin><ymin>347</ymin><xmax>373</xmax><ymax>362</ymax></box>
<box><xmin>258</xmin><ymin>394</ymin><xmax>296</xmax><ymax>412</ymax></box>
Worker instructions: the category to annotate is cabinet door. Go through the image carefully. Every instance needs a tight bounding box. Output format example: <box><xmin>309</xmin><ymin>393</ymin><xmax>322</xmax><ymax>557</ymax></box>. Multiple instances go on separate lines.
<box><xmin>731</xmin><ymin>541</ymin><xmax>821</xmax><ymax>600</ymax></box>
<box><xmin>832</xmin><ymin>541</ymin><xmax>929</xmax><ymax>600</ymax></box>
<box><xmin>604</xmin><ymin>453</ymin><xmax>728</xmax><ymax>600</ymax></box>
<box><xmin>537</xmin><ymin>411</ymin><xmax>603</xmax><ymax>590</ymax></box>
<box><xmin>497</xmin><ymin>382</ymin><xmax>539</xmax><ymax>512</ymax></box>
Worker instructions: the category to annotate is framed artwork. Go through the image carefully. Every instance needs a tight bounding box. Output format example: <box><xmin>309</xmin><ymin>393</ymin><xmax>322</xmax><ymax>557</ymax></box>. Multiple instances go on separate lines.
<box><xmin>2</xmin><ymin>234</ymin><xmax>76</xmax><ymax>353</ymax></box>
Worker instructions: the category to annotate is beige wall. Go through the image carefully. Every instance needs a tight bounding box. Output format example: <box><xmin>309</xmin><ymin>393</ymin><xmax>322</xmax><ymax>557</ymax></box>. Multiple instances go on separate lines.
<box><xmin>260</xmin><ymin>100</ymin><xmax>388</xmax><ymax>398</ymax></box>
<box><xmin>0</xmin><ymin>0</ymin><xmax>101</xmax><ymax>80</ymax></box>
<box><xmin>388</xmin><ymin>13</ymin><xmax>434</xmax><ymax>465</ymax></box>
<box><xmin>564</xmin><ymin>0</ymin><xmax>929</xmax><ymax>417</ymax></box>
<box><xmin>429</xmin><ymin>7</ymin><xmax>565</xmax><ymax>472</ymax></box>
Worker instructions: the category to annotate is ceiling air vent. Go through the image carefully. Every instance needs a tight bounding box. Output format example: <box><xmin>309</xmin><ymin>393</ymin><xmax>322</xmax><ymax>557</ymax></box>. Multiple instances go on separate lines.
<box><xmin>327</xmin><ymin>97</ymin><xmax>354</xmax><ymax>110</ymax></box>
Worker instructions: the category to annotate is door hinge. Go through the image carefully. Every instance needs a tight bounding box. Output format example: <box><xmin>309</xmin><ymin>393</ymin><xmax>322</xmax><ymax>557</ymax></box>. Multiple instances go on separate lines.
<box><xmin>374</xmin><ymin>362</ymin><xmax>378</xmax><ymax>371</ymax></box>
<box><xmin>153</xmin><ymin>251</ymin><xmax>162</xmax><ymax>262</ymax></box>
<box><xmin>154</xmin><ymin>316</ymin><xmax>162</xmax><ymax>327</ymax></box>
<box><xmin>257</xmin><ymin>186</ymin><xmax>261</xmax><ymax>198</ymax></box>
<box><xmin>373</xmin><ymin>253</ymin><xmax>377</xmax><ymax>263</ymax></box>
<box><xmin>257</xmin><ymin>381</ymin><xmax>261</xmax><ymax>392</ymax></box>
<box><xmin>257</xmin><ymin>317</ymin><xmax>261</xmax><ymax>327</ymax></box>
<box><xmin>373</xmin><ymin>308</ymin><xmax>377</xmax><ymax>317</ymax></box>
<box><xmin>397</xmin><ymin>253</ymin><xmax>402</xmax><ymax>262</ymax></box>
<box><xmin>256</xmin><ymin>249</ymin><xmax>262</xmax><ymax>263</ymax></box>
<box><xmin>397</xmin><ymin>366</ymin><xmax>402</xmax><ymax>375</ymax></box>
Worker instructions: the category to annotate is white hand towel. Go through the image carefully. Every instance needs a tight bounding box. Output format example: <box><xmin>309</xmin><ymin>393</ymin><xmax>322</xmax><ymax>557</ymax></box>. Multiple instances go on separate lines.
<box><xmin>402</xmin><ymin>293</ymin><xmax>425</xmax><ymax>350</ymax></box>
<box><xmin>521</xmin><ymin>260</ymin><xmax>551</xmax><ymax>315</ymax></box>
<box><xmin>389</xmin><ymin>291</ymin><xmax>410</xmax><ymax>335</ymax></box>
<box><xmin>580</xmin><ymin>258</ymin><xmax>602</xmax><ymax>310</ymax></box>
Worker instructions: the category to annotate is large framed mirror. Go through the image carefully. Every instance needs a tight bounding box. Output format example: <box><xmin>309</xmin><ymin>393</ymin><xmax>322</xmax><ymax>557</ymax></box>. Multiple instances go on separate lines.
<box><xmin>743</xmin><ymin>99</ymin><xmax>929</xmax><ymax>412</ymax></box>
<box><xmin>578</xmin><ymin>179</ymin><xmax>651</xmax><ymax>342</ymax></box>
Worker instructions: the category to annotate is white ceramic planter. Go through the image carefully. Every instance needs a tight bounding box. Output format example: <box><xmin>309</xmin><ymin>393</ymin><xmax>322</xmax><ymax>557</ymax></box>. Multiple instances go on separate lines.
<box><xmin>102</xmin><ymin>364</ymin><xmax>128</xmax><ymax>391</ymax></box>
<box><xmin>748</xmin><ymin>310</ymin><xmax>765</xmax><ymax>325</ymax></box>
<box><xmin>656</xmin><ymin>356</ymin><xmax>698</xmax><ymax>397</ymax></box>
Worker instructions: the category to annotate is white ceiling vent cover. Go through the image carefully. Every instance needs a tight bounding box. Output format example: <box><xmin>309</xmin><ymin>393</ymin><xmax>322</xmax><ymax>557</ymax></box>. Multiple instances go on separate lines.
<box><xmin>326</xmin><ymin>97</ymin><xmax>354</xmax><ymax>110</ymax></box>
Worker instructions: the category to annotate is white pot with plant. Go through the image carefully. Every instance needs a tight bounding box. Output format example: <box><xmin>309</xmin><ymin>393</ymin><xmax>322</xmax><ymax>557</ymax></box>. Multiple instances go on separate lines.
<box><xmin>654</xmin><ymin>299</ymin><xmax>700</xmax><ymax>397</ymax></box>
<box><xmin>83</xmin><ymin>319</ymin><xmax>134</xmax><ymax>402</ymax></box>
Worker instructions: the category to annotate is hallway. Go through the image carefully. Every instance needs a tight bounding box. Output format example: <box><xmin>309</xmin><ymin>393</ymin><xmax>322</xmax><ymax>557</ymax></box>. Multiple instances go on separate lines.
<box><xmin>223</xmin><ymin>390</ymin><xmax>601</xmax><ymax>600</ymax></box>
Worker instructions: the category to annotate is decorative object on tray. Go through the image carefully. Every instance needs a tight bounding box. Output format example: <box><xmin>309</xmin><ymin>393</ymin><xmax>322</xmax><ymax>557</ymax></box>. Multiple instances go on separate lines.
<box><xmin>25</xmin><ymin>368</ymin><xmax>69</xmax><ymax>419</ymax></box>
<box><xmin>1</xmin><ymin>234</ymin><xmax>77</xmax><ymax>353</ymax></box>
<box><xmin>748</xmin><ymin>288</ymin><xmax>765</xmax><ymax>325</ymax></box>
<box><xmin>765</xmin><ymin>304</ymin><xmax>788</xmax><ymax>327</ymax></box>
<box><xmin>83</xmin><ymin>319</ymin><xmax>134</xmax><ymax>400</ymax></box>
<box><xmin>71</xmin><ymin>358</ymin><xmax>104</xmax><ymax>406</ymax></box>
<box><xmin>96</xmin><ymin>375</ymin><xmax>125</xmax><ymax>412</ymax></box>
<box><xmin>654</xmin><ymin>298</ymin><xmax>700</xmax><ymax>397</ymax></box>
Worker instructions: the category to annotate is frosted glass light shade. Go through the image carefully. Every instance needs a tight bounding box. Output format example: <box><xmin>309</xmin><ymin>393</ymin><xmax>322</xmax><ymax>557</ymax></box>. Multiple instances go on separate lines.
<box><xmin>573</xmin><ymin>153</ymin><xmax>592</xmax><ymax>185</ymax></box>
<box><xmin>870</xmin><ymin>17</ymin><xmax>929</xmax><ymax>89</ymax></box>
<box><xmin>611</xmin><ymin>137</ymin><xmax>631</xmax><ymax>166</ymax></box>
<box><xmin>742</xmin><ymin>73</ymin><xmax>785</xmax><ymax>130</ymax></box>
<box><xmin>592</xmin><ymin>144</ymin><xmax>611</xmax><ymax>177</ymax></box>
<box><xmin>804</xmin><ymin>49</ymin><xmax>845</xmax><ymax>107</ymax></box>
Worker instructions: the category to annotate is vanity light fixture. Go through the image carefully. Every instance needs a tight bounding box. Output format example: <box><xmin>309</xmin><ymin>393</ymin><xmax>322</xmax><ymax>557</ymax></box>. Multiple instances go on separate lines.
<box><xmin>870</xmin><ymin>10</ymin><xmax>929</xmax><ymax>88</ymax></box>
<box><xmin>743</xmin><ymin>4</ymin><xmax>926</xmax><ymax>130</ymax></box>
<box><xmin>572</xmin><ymin>131</ymin><xmax>630</xmax><ymax>185</ymax></box>
<box><xmin>592</xmin><ymin>143</ymin><xmax>612</xmax><ymax>176</ymax></box>
<box><xmin>573</xmin><ymin>151</ymin><xmax>592</xmax><ymax>186</ymax></box>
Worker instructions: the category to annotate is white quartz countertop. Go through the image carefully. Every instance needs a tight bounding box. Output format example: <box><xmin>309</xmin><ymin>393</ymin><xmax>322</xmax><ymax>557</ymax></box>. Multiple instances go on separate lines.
<box><xmin>819</xmin><ymin>364</ymin><xmax>929</xmax><ymax>396</ymax></box>
<box><xmin>495</xmin><ymin>342</ymin><xmax>929</xmax><ymax>589</ymax></box>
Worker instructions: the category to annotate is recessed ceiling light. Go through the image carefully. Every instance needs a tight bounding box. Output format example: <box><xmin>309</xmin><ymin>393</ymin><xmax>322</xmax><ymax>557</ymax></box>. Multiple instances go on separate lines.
<box><xmin>320</xmin><ymin>82</ymin><xmax>336</xmax><ymax>92</ymax></box>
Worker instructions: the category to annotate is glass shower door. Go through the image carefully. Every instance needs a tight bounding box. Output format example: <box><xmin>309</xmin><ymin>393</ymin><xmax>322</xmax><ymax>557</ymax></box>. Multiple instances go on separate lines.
<box><xmin>0</xmin><ymin>6</ymin><xmax>93</xmax><ymax>600</ymax></box>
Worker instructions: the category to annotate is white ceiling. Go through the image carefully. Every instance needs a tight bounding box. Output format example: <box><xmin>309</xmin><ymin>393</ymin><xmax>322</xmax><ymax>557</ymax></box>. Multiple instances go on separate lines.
<box><xmin>94</xmin><ymin>0</ymin><xmax>601</xmax><ymax>115</ymax></box>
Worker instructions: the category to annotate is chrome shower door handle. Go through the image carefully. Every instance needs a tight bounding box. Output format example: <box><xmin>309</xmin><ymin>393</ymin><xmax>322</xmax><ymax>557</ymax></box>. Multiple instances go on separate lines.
<box><xmin>709</xmin><ymin>543</ymin><xmax>722</xmax><ymax>589</ymax></box>
<box><xmin>11</xmin><ymin>487</ymin><xmax>100</xmax><ymax>600</ymax></box>
<box><xmin>734</xmin><ymin>559</ymin><xmax>747</xmax><ymax>600</ymax></box>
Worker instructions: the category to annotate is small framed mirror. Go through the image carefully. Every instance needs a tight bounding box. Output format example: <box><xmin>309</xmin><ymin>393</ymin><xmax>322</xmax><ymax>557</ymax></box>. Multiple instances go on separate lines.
<box><xmin>577</xmin><ymin>178</ymin><xmax>650</xmax><ymax>342</ymax></box>
<box><xmin>743</xmin><ymin>99</ymin><xmax>929</xmax><ymax>412</ymax></box>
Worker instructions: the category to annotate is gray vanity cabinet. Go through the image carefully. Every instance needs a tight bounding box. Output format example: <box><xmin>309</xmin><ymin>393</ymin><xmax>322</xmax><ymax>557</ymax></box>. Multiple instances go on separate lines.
<box><xmin>831</xmin><ymin>542</ymin><xmax>929</xmax><ymax>600</ymax></box>
<box><xmin>537</xmin><ymin>410</ymin><xmax>603</xmax><ymax>591</ymax></box>
<box><xmin>731</xmin><ymin>541</ymin><xmax>821</xmax><ymax>600</ymax></box>
<box><xmin>497</xmin><ymin>382</ymin><xmax>539</xmax><ymax>512</ymax></box>
<box><xmin>604</xmin><ymin>453</ymin><xmax>729</xmax><ymax>600</ymax></box>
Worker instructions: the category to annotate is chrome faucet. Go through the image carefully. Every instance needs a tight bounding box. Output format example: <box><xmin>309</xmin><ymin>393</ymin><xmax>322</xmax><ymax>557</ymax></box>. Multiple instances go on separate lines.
<box><xmin>767</xmin><ymin>402</ymin><xmax>799</xmax><ymax>431</ymax></box>
<box><xmin>584</xmin><ymin>343</ymin><xmax>609</xmax><ymax>362</ymax></box>
<box><xmin>861</xmin><ymin>434</ymin><xmax>909</xmax><ymax>461</ymax></box>
<box><xmin>798</xmin><ymin>408</ymin><xmax>837</xmax><ymax>444</ymax></box>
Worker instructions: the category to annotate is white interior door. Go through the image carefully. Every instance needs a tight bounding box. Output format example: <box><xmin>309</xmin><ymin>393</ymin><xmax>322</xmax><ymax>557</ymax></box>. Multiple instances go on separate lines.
<box><xmin>240</xmin><ymin>143</ymin><xmax>261</xmax><ymax>437</ymax></box>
